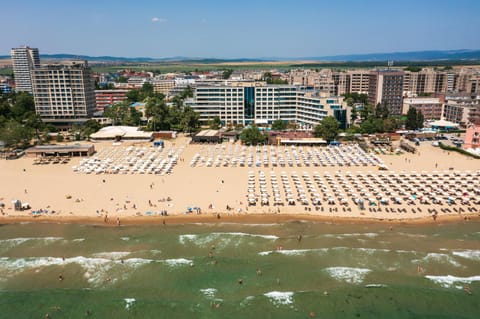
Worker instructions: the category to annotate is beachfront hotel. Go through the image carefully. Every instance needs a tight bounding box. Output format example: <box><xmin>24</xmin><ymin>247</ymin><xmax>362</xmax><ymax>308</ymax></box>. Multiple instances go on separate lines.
<box><xmin>32</xmin><ymin>61</ymin><xmax>96</xmax><ymax>124</ymax></box>
<box><xmin>10</xmin><ymin>46</ymin><xmax>40</xmax><ymax>94</ymax></box>
<box><xmin>368</xmin><ymin>70</ymin><xmax>404</xmax><ymax>115</ymax></box>
<box><xmin>191</xmin><ymin>83</ymin><xmax>350</xmax><ymax>129</ymax></box>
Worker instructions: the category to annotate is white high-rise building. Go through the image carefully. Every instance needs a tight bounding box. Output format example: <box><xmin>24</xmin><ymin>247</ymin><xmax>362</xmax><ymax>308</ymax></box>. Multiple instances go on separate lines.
<box><xmin>10</xmin><ymin>46</ymin><xmax>40</xmax><ymax>94</ymax></box>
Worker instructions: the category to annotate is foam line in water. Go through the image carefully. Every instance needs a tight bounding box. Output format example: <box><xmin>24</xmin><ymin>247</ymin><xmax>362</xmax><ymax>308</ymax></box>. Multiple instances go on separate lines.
<box><xmin>323</xmin><ymin>233</ymin><xmax>379</xmax><ymax>239</ymax></box>
<box><xmin>179</xmin><ymin>232</ymin><xmax>278</xmax><ymax>245</ymax></box>
<box><xmin>258</xmin><ymin>246</ymin><xmax>397</xmax><ymax>256</ymax></box>
<box><xmin>324</xmin><ymin>267</ymin><xmax>371</xmax><ymax>284</ymax></box>
<box><xmin>412</xmin><ymin>253</ymin><xmax>462</xmax><ymax>267</ymax></box>
<box><xmin>91</xmin><ymin>252</ymin><xmax>131</xmax><ymax>259</ymax></box>
<box><xmin>451</xmin><ymin>250</ymin><xmax>480</xmax><ymax>261</ymax></box>
<box><xmin>425</xmin><ymin>275</ymin><xmax>480</xmax><ymax>288</ymax></box>
<box><xmin>162</xmin><ymin>258</ymin><xmax>193</xmax><ymax>267</ymax></box>
<box><xmin>264</xmin><ymin>291</ymin><xmax>294</xmax><ymax>306</ymax></box>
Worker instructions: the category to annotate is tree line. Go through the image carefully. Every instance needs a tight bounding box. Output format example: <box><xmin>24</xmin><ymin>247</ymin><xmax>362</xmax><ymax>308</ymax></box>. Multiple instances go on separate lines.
<box><xmin>102</xmin><ymin>83</ymin><xmax>200</xmax><ymax>133</ymax></box>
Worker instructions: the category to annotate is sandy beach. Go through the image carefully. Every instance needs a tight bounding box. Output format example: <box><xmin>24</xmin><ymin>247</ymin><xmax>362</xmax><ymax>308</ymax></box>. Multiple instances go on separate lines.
<box><xmin>1</xmin><ymin>136</ymin><xmax>479</xmax><ymax>225</ymax></box>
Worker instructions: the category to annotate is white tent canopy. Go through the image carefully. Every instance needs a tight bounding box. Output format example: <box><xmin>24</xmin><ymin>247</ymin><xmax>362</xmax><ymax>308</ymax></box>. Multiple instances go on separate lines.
<box><xmin>427</xmin><ymin>120</ymin><xmax>459</xmax><ymax>128</ymax></box>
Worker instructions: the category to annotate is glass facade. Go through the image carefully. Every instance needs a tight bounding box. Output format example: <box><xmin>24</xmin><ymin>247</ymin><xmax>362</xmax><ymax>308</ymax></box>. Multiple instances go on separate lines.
<box><xmin>244</xmin><ymin>87</ymin><xmax>255</xmax><ymax>121</ymax></box>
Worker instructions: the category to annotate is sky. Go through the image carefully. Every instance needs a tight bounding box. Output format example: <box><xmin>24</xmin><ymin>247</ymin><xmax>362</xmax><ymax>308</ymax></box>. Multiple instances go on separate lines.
<box><xmin>2</xmin><ymin>0</ymin><xmax>480</xmax><ymax>58</ymax></box>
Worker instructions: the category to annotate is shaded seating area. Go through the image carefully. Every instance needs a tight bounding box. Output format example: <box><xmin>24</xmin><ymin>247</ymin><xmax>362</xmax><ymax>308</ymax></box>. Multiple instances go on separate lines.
<box><xmin>26</xmin><ymin>144</ymin><xmax>95</xmax><ymax>158</ymax></box>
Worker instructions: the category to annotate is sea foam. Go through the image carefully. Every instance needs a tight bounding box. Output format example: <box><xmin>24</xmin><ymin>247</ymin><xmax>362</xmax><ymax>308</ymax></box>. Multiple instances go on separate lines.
<box><xmin>451</xmin><ymin>250</ymin><xmax>480</xmax><ymax>261</ymax></box>
<box><xmin>264</xmin><ymin>291</ymin><xmax>294</xmax><ymax>306</ymax></box>
<box><xmin>91</xmin><ymin>252</ymin><xmax>131</xmax><ymax>259</ymax></box>
<box><xmin>163</xmin><ymin>258</ymin><xmax>193</xmax><ymax>267</ymax></box>
<box><xmin>412</xmin><ymin>253</ymin><xmax>462</xmax><ymax>267</ymax></box>
<box><xmin>425</xmin><ymin>275</ymin><xmax>480</xmax><ymax>288</ymax></box>
<box><xmin>324</xmin><ymin>267</ymin><xmax>371</xmax><ymax>284</ymax></box>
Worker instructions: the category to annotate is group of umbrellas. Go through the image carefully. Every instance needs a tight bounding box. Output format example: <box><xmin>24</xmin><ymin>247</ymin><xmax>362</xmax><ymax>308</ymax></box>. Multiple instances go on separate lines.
<box><xmin>246</xmin><ymin>170</ymin><xmax>480</xmax><ymax>209</ymax></box>
<box><xmin>190</xmin><ymin>144</ymin><xmax>384</xmax><ymax>168</ymax></box>
<box><xmin>72</xmin><ymin>145</ymin><xmax>185</xmax><ymax>175</ymax></box>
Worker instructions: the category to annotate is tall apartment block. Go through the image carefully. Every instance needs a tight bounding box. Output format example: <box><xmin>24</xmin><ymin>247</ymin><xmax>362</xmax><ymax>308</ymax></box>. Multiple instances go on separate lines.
<box><xmin>10</xmin><ymin>46</ymin><xmax>40</xmax><ymax>93</ymax></box>
<box><xmin>368</xmin><ymin>70</ymin><xmax>404</xmax><ymax>115</ymax></box>
<box><xmin>32</xmin><ymin>61</ymin><xmax>96</xmax><ymax>122</ymax></box>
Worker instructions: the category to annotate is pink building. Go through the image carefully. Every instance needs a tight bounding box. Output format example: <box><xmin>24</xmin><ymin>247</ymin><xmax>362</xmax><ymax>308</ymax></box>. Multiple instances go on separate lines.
<box><xmin>464</xmin><ymin>125</ymin><xmax>480</xmax><ymax>149</ymax></box>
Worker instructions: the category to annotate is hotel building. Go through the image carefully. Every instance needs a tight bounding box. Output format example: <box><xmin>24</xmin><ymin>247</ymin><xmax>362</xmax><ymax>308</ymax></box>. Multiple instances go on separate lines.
<box><xmin>368</xmin><ymin>70</ymin><xmax>404</xmax><ymax>115</ymax></box>
<box><xmin>95</xmin><ymin>89</ymin><xmax>129</xmax><ymax>111</ymax></box>
<box><xmin>191</xmin><ymin>84</ymin><xmax>349</xmax><ymax>129</ymax></box>
<box><xmin>32</xmin><ymin>61</ymin><xmax>96</xmax><ymax>123</ymax></box>
<box><xmin>10</xmin><ymin>46</ymin><xmax>40</xmax><ymax>94</ymax></box>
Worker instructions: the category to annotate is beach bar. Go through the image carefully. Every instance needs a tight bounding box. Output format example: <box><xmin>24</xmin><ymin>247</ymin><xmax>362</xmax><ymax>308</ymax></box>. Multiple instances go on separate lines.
<box><xmin>25</xmin><ymin>144</ymin><xmax>95</xmax><ymax>157</ymax></box>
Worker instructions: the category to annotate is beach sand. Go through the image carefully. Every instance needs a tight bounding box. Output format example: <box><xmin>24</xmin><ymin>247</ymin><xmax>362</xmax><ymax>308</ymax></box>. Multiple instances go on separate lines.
<box><xmin>1</xmin><ymin>137</ymin><xmax>479</xmax><ymax>225</ymax></box>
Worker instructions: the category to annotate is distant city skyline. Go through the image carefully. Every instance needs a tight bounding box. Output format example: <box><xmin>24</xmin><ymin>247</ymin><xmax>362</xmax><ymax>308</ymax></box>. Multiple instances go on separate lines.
<box><xmin>2</xmin><ymin>0</ymin><xmax>480</xmax><ymax>58</ymax></box>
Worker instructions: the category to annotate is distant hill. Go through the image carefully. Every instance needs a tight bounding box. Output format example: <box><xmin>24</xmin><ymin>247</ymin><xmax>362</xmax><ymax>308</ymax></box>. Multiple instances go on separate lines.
<box><xmin>1</xmin><ymin>49</ymin><xmax>479</xmax><ymax>63</ymax></box>
<box><xmin>305</xmin><ymin>49</ymin><xmax>480</xmax><ymax>62</ymax></box>
<box><xmin>0</xmin><ymin>54</ymin><xmax>270</xmax><ymax>63</ymax></box>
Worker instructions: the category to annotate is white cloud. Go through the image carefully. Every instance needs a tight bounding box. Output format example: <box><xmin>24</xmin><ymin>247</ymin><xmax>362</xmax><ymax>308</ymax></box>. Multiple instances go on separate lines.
<box><xmin>152</xmin><ymin>17</ymin><xmax>167</xmax><ymax>23</ymax></box>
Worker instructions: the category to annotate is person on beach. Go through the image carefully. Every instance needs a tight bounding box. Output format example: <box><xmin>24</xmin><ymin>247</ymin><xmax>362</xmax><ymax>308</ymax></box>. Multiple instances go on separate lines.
<box><xmin>116</xmin><ymin>217</ymin><xmax>120</xmax><ymax>226</ymax></box>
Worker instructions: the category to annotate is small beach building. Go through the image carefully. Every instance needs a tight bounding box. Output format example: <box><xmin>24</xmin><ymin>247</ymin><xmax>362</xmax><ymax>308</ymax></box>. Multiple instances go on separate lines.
<box><xmin>25</xmin><ymin>144</ymin><xmax>95</xmax><ymax>157</ymax></box>
<box><xmin>89</xmin><ymin>126</ymin><xmax>153</xmax><ymax>142</ymax></box>
<box><xmin>192</xmin><ymin>130</ymin><xmax>221</xmax><ymax>143</ymax></box>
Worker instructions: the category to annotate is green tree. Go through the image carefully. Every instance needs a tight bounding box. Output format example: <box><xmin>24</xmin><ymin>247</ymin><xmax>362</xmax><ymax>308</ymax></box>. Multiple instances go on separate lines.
<box><xmin>117</xmin><ymin>76</ymin><xmax>128</xmax><ymax>83</ymax></box>
<box><xmin>81</xmin><ymin>120</ymin><xmax>102</xmax><ymax>138</ymax></box>
<box><xmin>145</xmin><ymin>96</ymin><xmax>169</xmax><ymax>130</ymax></box>
<box><xmin>180</xmin><ymin>106</ymin><xmax>200</xmax><ymax>134</ymax></box>
<box><xmin>180</xmin><ymin>86</ymin><xmax>194</xmax><ymax>99</ymax></box>
<box><xmin>359</xmin><ymin>104</ymin><xmax>375</xmax><ymax>121</ymax></box>
<box><xmin>262</xmin><ymin>72</ymin><xmax>272</xmax><ymax>83</ymax></box>
<box><xmin>375</xmin><ymin>103</ymin><xmax>390</xmax><ymax>119</ymax></box>
<box><xmin>222</xmin><ymin>69</ymin><xmax>233</xmax><ymax>79</ymax></box>
<box><xmin>0</xmin><ymin>119</ymin><xmax>33</xmax><ymax>148</ymax></box>
<box><xmin>342</xmin><ymin>93</ymin><xmax>368</xmax><ymax>105</ymax></box>
<box><xmin>314</xmin><ymin>116</ymin><xmax>339</xmax><ymax>142</ymax></box>
<box><xmin>23</xmin><ymin>112</ymin><xmax>45</xmax><ymax>141</ymax></box>
<box><xmin>126</xmin><ymin>89</ymin><xmax>140</xmax><ymax>103</ymax></box>
<box><xmin>240</xmin><ymin>125</ymin><xmax>266</xmax><ymax>145</ymax></box>
<box><xmin>271</xmin><ymin>119</ymin><xmax>288</xmax><ymax>130</ymax></box>
<box><xmin>103</xmin><ymin>102</ymin><xmax>141</xmax><ymax>126</ymax></box>
<box><xmin>416</xmin><ymin>110</ymin><xmax>425</xmax><ymax>129</ymax></box>
<box><xmin>10</xmin><ymin>92</ymin><xmax>35</xmax><ymax>119</ymax></box>
<box><xmin>405</xmin><ymin>107</ymin><xmax>418</xmax><ymax>130</ymax></box>
<box><xmin>208</xmin><ymin>116</ymin><xmax>222</xmax><ymax>129</ymax></box>
<box><xmin>360</xmin><ymin>117</ymin><xmax>384</xmax><ymax>134</ymax></box>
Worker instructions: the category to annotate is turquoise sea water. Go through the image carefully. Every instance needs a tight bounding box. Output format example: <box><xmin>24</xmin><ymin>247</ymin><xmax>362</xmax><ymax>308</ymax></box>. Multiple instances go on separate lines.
<box><xmin>0</xmin><ymin>221</ymin><xmax>479</xmax><ymax>318</ymax></box>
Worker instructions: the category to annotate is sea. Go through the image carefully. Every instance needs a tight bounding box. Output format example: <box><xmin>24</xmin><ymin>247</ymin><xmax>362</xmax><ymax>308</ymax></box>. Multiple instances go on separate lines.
<box><xmin>0</xmin><ymin>220</ymin><xmax>479</xmax><ymax>319</ymax></box>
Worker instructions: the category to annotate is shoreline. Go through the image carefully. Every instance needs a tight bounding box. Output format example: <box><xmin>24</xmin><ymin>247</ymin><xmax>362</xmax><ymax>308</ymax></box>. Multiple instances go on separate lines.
<box><xmin>1</xmin><ymin>138</ymin><xmax>479</xmax><ymax>228</ymax></box>
<box><xmin>1</xmin><ymin>211</ymin><xmax>479</xmax><ymax>227</ymax></box>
